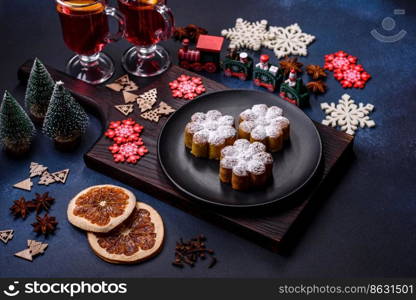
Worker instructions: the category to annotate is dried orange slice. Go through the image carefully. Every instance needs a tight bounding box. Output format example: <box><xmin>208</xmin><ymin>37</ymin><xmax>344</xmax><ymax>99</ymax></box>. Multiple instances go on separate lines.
<box><xmin>87</xmin><ymin>202</ymin><xmax>164</xmax><ymax>264</ymax></box>
<box><xmin>67</xmin><ymin>185</ymin><xmax>136</xmax><ymax>233</ymax></box>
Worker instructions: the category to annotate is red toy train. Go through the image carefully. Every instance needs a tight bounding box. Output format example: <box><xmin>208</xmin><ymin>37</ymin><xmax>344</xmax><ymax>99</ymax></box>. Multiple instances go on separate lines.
<box><xmin>178</xmin><ymin>35</ymin><xmax>224</xmax><ymax>73</ymax></box>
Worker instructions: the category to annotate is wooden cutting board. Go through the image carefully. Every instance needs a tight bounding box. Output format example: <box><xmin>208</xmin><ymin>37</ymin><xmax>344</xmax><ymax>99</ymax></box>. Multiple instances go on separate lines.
<box><xmin>18</xmin><ymin>59</ymin><xmax>353</xmax><ymax>252</ymax></box>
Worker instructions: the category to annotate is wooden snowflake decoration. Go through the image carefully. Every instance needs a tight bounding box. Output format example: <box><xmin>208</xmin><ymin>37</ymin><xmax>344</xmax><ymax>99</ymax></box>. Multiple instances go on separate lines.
<box><xmin>324</xmin><ymin>50</ymin><xmax>357</xmax><ymax>71</ymax></box>
<box><xmin>169</xmin><ymin>75</ymin><xmax>206</xmax><ymax>100</ymax></box>
<box><xmin>321</xmin><ymin>94</ymin><xmax>375</xmax><ymax>135</ymax></box>
<box><xmin>262</xmin><ymin>23</ymin><xmax>315</xmax><ymax>58</ymax></box>
<box><xmin>109</xmin><ymin>141</ymin><xmax>148</xmax><ymax>164</ymax></box>
<box><xmin>104</xmin><ymin>119</ymin><xmax>144</xmax><ymax>144</ymax></box>
<box><xmin>221</xmin><ymin>18</ymin><xmax>269</xmax><ymax>51</ymax></box>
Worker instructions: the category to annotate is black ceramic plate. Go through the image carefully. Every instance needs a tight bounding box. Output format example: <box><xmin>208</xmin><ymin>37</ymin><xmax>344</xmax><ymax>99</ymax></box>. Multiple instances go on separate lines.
<box><xmin>158</xmin><ymin>89</ymin><xmax>322</xmax><ymax>207</ymax></box>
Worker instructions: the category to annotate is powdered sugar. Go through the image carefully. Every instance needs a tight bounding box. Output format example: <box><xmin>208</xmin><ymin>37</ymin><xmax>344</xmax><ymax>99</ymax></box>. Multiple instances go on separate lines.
<box><xmin>220</xmin><ymin>139</ymin><xmax>273</xmax><ymax>176</ymax></box>
<box><xmin>239</xmin><ymin>104</ymin><xmax>289</xmax><ymax>140</ymax></box>
<box><xmin>186</xmin><ymin>110</ymin><xmax>236</xmax><ymax>145</ymax></box>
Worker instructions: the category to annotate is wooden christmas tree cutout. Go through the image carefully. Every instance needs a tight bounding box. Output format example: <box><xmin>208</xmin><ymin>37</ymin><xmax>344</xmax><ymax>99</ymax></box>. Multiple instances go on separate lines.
<box><xmin>106</xmin><ymin>75</ymin><xmax>130</xmax><ymax>92</ymax></box>
<box><xmin>38</xmin><ymin>171</ymin><xmax>56</xmax><ymax>186</ymax></box>
<box><xmin>141</xmin><ymin>109</ymin><xmax>160</xmax><ymax>122</ymax></box>
<box><xmin>105</xmin><ymin>83</ymin><xmax>123</xmax><ymax>92</ymax></box>
<box><xmin>28</xmin><ymin>240</ymin><xmax>48</xmax><ymax>255</ymax></box>
<box><xmin>156</xmin><ymin>101</ymin><xmax>176</xmax><ymax>116</ymax></box>
<box><xmin>137</xmin><ymin>88</ymin><xmax>158</xmax><ymax>112</ymax></box>
<box><xmin>123</xmin><ymin>81</ymin><xmax>139</xmax><ymax>92</ymax></box>
<box><xmin>13</xmin><ymin>178</ymin><xmax>33</xmax><ymax>191</ymax></box>
<box><xmin>115</xmin><ymin>74</ymin><xmax>130</xmax><ymax>85</ymax></box>
<box><xmin>29</xmin><ymin>162</ymin><xmax>48</xmax><ymax>178</ymax></box>
<box><xmin>0</xmin><ymin>229</ymin><xmax>14</xmax><ymax>244</ymax></box>
<box><xmin>51</xmin><ymin>169</ymin><xmax>70</xmax><ymax>183</ymax></box>
<box><xmin>106</xmin><ymin>75</ymin><xmax>139</xmax><ymax>92</ymax></box>
<box><xmin>15</xmin><ymin>249</ymin><xmax>33</xmax><ymax>261</ymax></box>
<box><xmin>15</xmin><ymin>240</ymin><xmax>48</xmax><ymax>261</ymax></box>
<box><xmin>123</xmin><ymin>91</ymin><xmax>139</xmax><ymax>104</ymax></box>
<box><xmin>114</xmin><ymin>104</ymin><xmax>134</xmax><ymax>116</ymax></box>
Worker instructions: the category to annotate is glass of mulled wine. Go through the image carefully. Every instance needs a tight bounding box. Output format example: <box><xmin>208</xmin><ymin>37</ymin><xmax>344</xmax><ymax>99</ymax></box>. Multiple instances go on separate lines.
<box><xmin>118</xmin><ymin>0</ymin><xmax>174</xmax><ymax>77</ymax></box>
<box><xmin>56</xmin><ymin>0</ymin><xmax>124</xmax><ymax>84</ymax></box>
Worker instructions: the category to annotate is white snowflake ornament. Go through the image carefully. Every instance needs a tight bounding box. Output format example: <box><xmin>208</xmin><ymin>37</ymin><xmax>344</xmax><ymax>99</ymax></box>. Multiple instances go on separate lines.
<box><xmin>262</xmin><ymin>23</ymin><xmax>315</xmax><ymax>58</ymax></box>
<box><xmin>221</xmin><ymin>18</ymin><xmax>269</xmax><ymax>51</ymax></box>
<box><xmin>321</xmin><ymin>94</ymin><xmax>375</xmax><ymax>135</ymax></box>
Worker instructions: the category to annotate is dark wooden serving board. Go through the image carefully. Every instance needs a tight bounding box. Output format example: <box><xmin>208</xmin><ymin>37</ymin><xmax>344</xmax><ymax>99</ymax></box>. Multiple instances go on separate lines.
<box><xmin>18</xmin><ymin>59</ymin><xmax>354</xmax><ymax>252</ymax></box>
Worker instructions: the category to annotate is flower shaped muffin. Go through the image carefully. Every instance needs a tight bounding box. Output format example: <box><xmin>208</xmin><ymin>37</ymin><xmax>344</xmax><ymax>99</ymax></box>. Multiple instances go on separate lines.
<box><xmin>220</xmin><ymin>139</ymin><xmax>274</xmax><ymax>190</ymax></box>
<box><xmin>238</xmin><ymin>104</ymin><xmax>290</xmax><ymax>152</ymax></box>
<box><xmin>184</xmin><ymin>110</ymin><xmax>237</xmax><ymax>160</ymax></box>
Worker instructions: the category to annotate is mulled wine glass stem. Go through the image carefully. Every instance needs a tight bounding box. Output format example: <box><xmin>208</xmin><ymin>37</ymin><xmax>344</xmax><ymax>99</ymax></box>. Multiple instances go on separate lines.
<box><xmin>121</xmin><ymin>1</ymin><xmax>174</xmax><ymax>77</ymax></box>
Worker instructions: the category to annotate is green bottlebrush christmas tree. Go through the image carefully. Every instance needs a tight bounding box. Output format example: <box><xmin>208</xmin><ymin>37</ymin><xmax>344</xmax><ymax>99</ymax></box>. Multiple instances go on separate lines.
<box><xmin>43</xmin><ymin>81</ymin><xmax>89</xmax><ymax>148</ymax></box>
<box><xmin>24</xmin><ymin>58</ymin><xmax>55</xmax><ymax>122</ymax></box>
<box><xmin>0</xmin><ymin>91</ymin><xmax>36</xmax><ymax>155</ymax></box>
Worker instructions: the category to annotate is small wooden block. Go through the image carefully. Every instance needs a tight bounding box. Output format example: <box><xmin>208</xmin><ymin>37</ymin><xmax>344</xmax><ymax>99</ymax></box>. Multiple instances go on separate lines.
<box><xmin>13</xmin><ymin>178</ymin><xmax>33</xmax><ymax>191</ymax></box>
<box><xmin>0</xmin><ymin>229</ymin><xmax>14</xmax><ymax>244</ymax></box>
<box><xmin>140</xmin><ymin>109</ymin><xmax>160</xmax><ymax>122</ymax></box>
<box><xmin>114</xmin><ymin>104</ymin><xmax>134</xmax><ymax>116</ymax></box>
<box><xmin>51</xmin><ymin>169</ymin><xmax>70</xmax><ymax>184</ymax></box>
<box><xmin>123</xmin><ymin>91</ymin><xmax>139</xmax><ymax>104</ymax></box>
<box><xmin>156</xmin><ymin>101</ymin><xmax>176</xmax><ymax>116</ymax></box>
<box><xmin>15</xmin><ymin>249</ymin><xmax>33</xmax><ymax>261</ymax></box>
<box><xmin>38</xmin><ymin>171</ymin><xmax>56</xmax><ymax>186</ymax></box>
<box><xmin>30</xmin><ymin>162</ymin><xmax>48</xmax><ymax>178</ymax></box>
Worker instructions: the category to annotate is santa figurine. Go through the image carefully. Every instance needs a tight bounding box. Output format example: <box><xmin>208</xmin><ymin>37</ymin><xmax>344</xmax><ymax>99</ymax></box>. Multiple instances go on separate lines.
<box><xmin>285</xmin><ymin>68</ymin><xmax>297</xmax><ymax>87</ymax></box>
<box><xmin>256</xmin><ymin>54</ymin><xmax>270</xmax><ymax>70</ymax></box>
<box><xmin>239</xmin><ymin>52</ymin><xmax>249</xmax><ymax>64</ymax></box>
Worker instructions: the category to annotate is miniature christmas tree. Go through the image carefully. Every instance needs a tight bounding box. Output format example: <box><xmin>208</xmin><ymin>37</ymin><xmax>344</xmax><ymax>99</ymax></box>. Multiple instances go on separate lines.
<box><xmin>24</xmin><ymin>58</ymin><xmax>55</xmax><ymax>122</ymax></box>
<box><xmin>43</xmin><ymin>81</ymin><xmax>89</xmax><ymax>150</ymax></box>
<box><xmin>0</xmin><ymin>91</ymin><xmax>36</xmax><ymax>155</ymax></box>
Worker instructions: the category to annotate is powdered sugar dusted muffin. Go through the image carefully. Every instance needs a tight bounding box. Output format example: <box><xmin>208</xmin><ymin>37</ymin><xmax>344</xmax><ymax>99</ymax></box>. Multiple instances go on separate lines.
<box><xmin>238</xmin><ymin>104</ymin><xmax>290</xmax><ymax>152</ymax></box>
<box><xmin>184</xmin><ymin>110</ymin><xmax>237</xmax><ymax>159</ymax></box>
<box><xmin>219</xmin><ymin>139</ymin><xmax>273</xmax><ymax>190</ymax></box>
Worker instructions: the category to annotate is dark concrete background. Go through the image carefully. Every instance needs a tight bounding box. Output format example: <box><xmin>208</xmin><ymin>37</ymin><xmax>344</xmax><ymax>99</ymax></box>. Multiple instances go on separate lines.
<box><xmin>0</xmin><ymin>0</ymin><xmax>415</xmax><ymax>277</ymax></box>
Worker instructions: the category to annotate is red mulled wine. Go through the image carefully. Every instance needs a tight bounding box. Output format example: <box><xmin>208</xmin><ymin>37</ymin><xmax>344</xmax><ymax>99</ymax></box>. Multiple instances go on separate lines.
<box><xmin>56</xmin><ymin>1</ymin><xmax>109</xmax><ymax>56</ymax></box>
<box><xmin>118</xmin><ymin>0</ymin><xmax>167</xmax><ymax>47</ymax></box>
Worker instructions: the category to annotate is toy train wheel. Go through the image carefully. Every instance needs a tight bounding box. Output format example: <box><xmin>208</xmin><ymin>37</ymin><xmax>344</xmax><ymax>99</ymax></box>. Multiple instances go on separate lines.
<box><xmin>204</xmin><ymin>62</ymin><xmax>217</xmax><ymax>73</ymax></box>
<box><xmin>224</xmin><ymin>69</ymin><xmax>232</xmax><ymax>77</ymax></box>
<box><xmin>253</xmin><ymin>79</ymin><xmax>261</xmax><ymax>86</ymax></box>
<box><xmin>192</xmin><ymin>62</ymin><xmax>203</xmax><ymax>72</ymax></box>
<box><xmin>238</xmin><ymin>73</ymin><xmax>247</xmax><ymax>81</ymax></box>
<box><xmin>180</xmin><ymin>61</ymin><xmax>191</xmax><ymax>69</ymax></box>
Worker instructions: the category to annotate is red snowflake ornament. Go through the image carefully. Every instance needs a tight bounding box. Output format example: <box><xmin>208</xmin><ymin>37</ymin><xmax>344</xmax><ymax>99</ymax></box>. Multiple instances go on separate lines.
<box><xmin>105</xmin><ymin>119</ymin><xmax>144</xmax><ymax>144</ymax></box>
<box><xmin>324</xmin><ymin>50</ymin><xmax>357</xmax><ymax>71</ymax></box>
<box><xmin>109</xmin><ymin>141</ymin><xmax>148</xmax><ymax>164</ymax></box>
<box><xmin>169</xmin><ymin>74</ymin><xmax>206</xmax><ymax>100</ymax></box>
<box><xmin>334</xmin><ymin>64</ymin><xmax>371</xmax><ymax>88</ymax></box>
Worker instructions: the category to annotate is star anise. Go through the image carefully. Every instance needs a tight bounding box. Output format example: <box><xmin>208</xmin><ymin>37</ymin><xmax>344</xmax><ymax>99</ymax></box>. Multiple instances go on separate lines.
<box><xmin>279</xmin><ymin>56</ymin><xmax>303</xmax><ymax>76</ymax></box>
<box><xmin>174</xmin><ymin>24</ymin><xmax>208</xmax><ymax>42</ymax></box>
<box><xmin>32</xmin><ymin>214</ymin><xmax>58</xmax><ymax>236</ymax></box>
<box><xmin>306</xmin><ymin>64</ymin><xmax>327</xmax><ymax>80</ymax></box>
<box><xmin>10</xmin><ymin>197</ymin><xmax>31</xmax><ymax>219</ymax></box>
<box><xmin>307</xmin><ymin>80</ymin><xmax>327</xmax><ymax>94</ymax></box>
<box><xmin>29</xmin><ymin>192</ymin><xmax>55</xmax><ymax>214</ymax></box>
